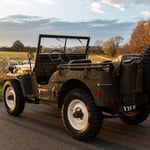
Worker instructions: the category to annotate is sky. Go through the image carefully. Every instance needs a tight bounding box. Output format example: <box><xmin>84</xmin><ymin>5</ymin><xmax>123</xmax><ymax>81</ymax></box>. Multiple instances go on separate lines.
<box><xmin>0</xmin><ymin>0</ymin><xmax>150</xmax><ymax>46</ymax></box>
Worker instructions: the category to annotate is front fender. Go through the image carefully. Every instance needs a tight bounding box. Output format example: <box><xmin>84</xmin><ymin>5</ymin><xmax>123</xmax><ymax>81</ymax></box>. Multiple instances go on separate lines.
<box><xmin>4</xmin><ymin>73</ymin><xmax>38</xmax><ymax>98</ymax></box>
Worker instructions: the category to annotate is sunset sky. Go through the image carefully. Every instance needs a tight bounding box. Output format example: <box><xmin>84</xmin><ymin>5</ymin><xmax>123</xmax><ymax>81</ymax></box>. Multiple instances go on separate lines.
<box><xmin>0</xmin><ymin>0</ymin><xmax>150</xmax><ymax>46</ymax></box>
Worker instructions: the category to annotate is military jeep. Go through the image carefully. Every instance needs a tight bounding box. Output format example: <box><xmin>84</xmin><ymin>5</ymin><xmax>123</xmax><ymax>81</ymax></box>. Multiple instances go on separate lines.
<box><xmin>2</xmin><ymin>34</ymin><xmax>150</xmax><ymax>141</ymax></box>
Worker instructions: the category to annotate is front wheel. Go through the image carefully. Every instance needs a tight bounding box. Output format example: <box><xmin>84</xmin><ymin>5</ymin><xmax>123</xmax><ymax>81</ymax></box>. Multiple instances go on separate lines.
<box><xmin>61</xmin><ymin>88</ymin><xmax>102</xmax><ymax>141</ymax></box>
<box><xmin>3</xmin><ymin>80</ymin><xmax>25</xmax><ymax>116</ymax></box>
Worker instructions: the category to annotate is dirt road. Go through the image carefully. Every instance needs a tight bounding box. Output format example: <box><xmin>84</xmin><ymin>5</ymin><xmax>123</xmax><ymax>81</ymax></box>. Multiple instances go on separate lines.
<box><xmin>0</xmin><ymin>102</ymin><xmax>149</xmax><ymax>150</ymax></box>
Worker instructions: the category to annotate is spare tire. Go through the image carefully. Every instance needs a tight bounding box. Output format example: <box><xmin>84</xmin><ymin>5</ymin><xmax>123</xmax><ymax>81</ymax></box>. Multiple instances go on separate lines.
<box><xmin>143</xmin><ymin>45</ymin><xmax>150</xmax><ymax>93</ymax></box>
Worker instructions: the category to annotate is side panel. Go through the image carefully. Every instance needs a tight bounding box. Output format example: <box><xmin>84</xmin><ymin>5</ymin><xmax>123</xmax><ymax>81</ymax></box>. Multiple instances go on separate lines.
<box><xmin>57</xmin><ymin>69</ymin><xmax>114</xmax><ymax>107</ymax></box>
<box><xmin>85</xmin><ymin>69</ymin><xmax>114</xmax><ymax>107</ymax></box>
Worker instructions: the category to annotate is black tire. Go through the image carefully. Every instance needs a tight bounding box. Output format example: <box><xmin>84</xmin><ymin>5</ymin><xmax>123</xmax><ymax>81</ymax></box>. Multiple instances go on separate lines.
<box><xmin>3</xmin><ymin>80</ymin><xmax>25</xmax><ymax>116</ymax></box>
<box><xmin>143</xmin><ymin>45</ymin><xmax>150</xmax><ymax>93</ymax></box>
<box><xmin>61</xmin><ymin>88</ymin><xmax>102</xmax><ymax>141</ymax></box>
<box><xmin>119</xmin><ymin>109</ymin><xmax>149</xmax><ymax>125</ymax></box>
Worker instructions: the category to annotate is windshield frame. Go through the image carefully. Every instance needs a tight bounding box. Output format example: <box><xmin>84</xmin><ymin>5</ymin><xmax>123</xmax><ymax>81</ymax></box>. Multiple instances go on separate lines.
<box><xmin>36</xmin><ymin>34</ymin><xmax>90</xmax><ymax>55</ymax></box>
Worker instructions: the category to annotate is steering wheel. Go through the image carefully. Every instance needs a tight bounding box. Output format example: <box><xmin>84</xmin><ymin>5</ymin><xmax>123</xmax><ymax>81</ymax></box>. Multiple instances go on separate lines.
<box><xmin>49</xmin><ymin>50</ymin><xmax>70</xmax><ymax>64</ymax></box>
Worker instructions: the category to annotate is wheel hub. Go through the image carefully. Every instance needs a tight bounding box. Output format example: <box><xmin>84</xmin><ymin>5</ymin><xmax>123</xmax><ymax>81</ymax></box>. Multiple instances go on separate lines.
<box><xmin>7</xmin><ymin>94</ymin><xmax>14</xmax><ymax>100</ymax></box>
<box><xmin>5</xmin><ymin>86</ymin><xmax>16</xmax><ymax>110</ymax></box>
<box><xmin>73</xmin><ymin>107</ymin><xmax>84</xmax><ymax>119</ymax></box>
<box><xmin>67</xmin><ymin>99</ymin><xmax>89</xmax><ymax>130</ymax></box>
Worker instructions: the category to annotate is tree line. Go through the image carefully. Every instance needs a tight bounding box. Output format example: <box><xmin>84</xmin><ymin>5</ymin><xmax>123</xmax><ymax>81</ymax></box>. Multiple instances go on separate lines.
<box><xmin>0</xmin><ymin>40</ymin><xmax>36</xmax><ymax>52</ymax></box>
<box><xmin>0</xmin><ymin>19</ymin><xmax>150</xmax><ymax>57</ymax></box>
<box><xmin>94</xmin><ymin>19</ymin><xmax>150</xmax><ymax>57</ymax></box>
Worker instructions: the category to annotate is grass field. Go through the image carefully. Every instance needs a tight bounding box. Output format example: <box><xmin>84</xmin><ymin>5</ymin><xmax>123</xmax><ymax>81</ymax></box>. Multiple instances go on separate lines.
<box><xmin>88</xmin><ymin>54</ymin><xmax>114</xmax><ymax>63</ymax></box>
<box><xmin>0</xmin><ymin>51</ymin><xmax>113</xmax><ymax>65</ymax></box>
<box><xmin>0</xmin><ymin>51</ymin><xmax>31</xmax><ymax>68</ymax></box>
<box><xmin>0</xmin><ymin>51</ymin><xmax>28</xmax><ymax>62</ymax></box>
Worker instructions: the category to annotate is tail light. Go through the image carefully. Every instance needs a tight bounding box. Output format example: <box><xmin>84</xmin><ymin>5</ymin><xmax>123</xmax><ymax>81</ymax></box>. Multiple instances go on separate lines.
<box><xmin>95</xmin><ymin>91</ymin><xmax>101</xmax><ymax>98</ymax></box>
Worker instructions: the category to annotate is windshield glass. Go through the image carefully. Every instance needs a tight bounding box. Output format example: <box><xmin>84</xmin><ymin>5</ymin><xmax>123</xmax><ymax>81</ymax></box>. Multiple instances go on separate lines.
<box><xmin>39</xmin><ymin>37</ymin><xmax>88</xmax><ymax>54</ymax></box>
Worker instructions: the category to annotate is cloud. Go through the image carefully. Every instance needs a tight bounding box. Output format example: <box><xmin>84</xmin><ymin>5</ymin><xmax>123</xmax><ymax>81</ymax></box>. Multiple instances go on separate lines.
<box><xmin>3</xmin><ymin>0</ymin><xmax>56</xmax><ymax>6</ymax></box>
<box><xmin>88</xmin><ymin>0</ymin><xmax>150</xmax><ymax>13</ymax></box>
<box><xmin>0</xmin><ymin>15</ymin><xmax>44</xmax><ymax>23</ymax></box>
<box><xmin>141</xmin><ymin>11</ymin><xmax>150</xmax><ymax>17</ymax></box>
<box><xmin>36</xmin><ymin>0</ymin><xmax>56</xmax><ymax>5</ymax></box>
<box><xmin>90</xmin><ymin>2</ymin><xmax>105</xmax><ymax>14</ymax></box>
<box><xmin>132</xmin><ymin>0</ymin><xmax>150</xmax><ymax>5</ymax></box>
<box><xmin>131</xmin><ymin>11</ymin><xmax>150</xmax><ymax>21</ymax></box>
<box><xmin>101</xmin><ymin>0</ymin><xmax>125</xmax><ymax>11</ymax></box>
<box><xmin>0</xmin><ymin>15</ymin><xmax>135</xmax><ymax>46</ymax></box>
<box><xmin>4</xmin><ymin>0</ymin><xmax>28</xmax><ymax>5</ymax></box>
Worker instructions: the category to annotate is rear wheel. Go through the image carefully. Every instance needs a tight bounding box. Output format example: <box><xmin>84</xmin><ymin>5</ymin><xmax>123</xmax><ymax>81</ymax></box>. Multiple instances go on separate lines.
<box><xmin>143</xmin><ymin>45</ymin><xmax>150</xmax><ymax>93</ymax></box>
<box><xmin>119</xmin><ymin>109</ymin><xmax>149</xmax><ymax>125</ymax></box>
<box><xmin>3</xmin><ymin>80</ymin><xmax>25</xmax><ymax>116</ymax></box>
<box><xmin>61</xmin><ymin>88</ymin><xmax>102</xmax><ymax>141</ymax></box>
<box><xmin>119</xmin><ymin>94</ymin><xmax>149</xmax><ymax>125</ymax></box>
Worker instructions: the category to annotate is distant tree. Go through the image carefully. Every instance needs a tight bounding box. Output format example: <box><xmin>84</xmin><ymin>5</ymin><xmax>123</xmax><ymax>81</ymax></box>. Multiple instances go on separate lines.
<box><xmin>12</xmin><ymin>40</ymin><xmax>24</xmax><ymax>51</ymax></box>
<box><xmin>129</xmin><ymin>20</ymin><xmax>150</xmax><ymax>53</ymax></box>
<box><xmin>88</xmin><ymin>46</ymin><xmax>104</xmax><ymax>55</ymax></box>
<box><xmin>23</xmin><ymin>46</ymin><xmax>36</xmax><ymax>52</ymax></box>
<box><xmin>93</xmin><ymin>40</ymin><xmax>103</xmax><ymax>48</ymax></box>
<box><xmin>89</xmin><ymin>40</ymin><xmax>104</xmax><ymax>55</ymax></box>
<box><xmin>102</xmin><ymin>36</ymin><xmax>124</xmax><ymax>57</ymax></box>
<box><xmin>119</xmin><ymin>43</ymin><xmax>132</xmax><ymax>55</ymax></box>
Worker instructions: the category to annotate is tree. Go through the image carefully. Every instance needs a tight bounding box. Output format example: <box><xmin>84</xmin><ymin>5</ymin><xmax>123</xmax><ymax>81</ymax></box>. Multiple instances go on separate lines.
<box><xmin>102</xmin><ymin>36</ymin><xmax>124</xmax><ymax>57</ymax></box>
<box><xmin>129</xmin><ymin>20</ymin><xmax>150</xmax><ymax>53</ymax></box>
<box><xmin>12</xmin><ymin>40</ymin><xmax>24</xmax><ymax>51</ymax></box>
<box><xmin>93</xmin><ymin>40</ymin><xmax>103</xmax><ymax>48</ymax></box>
<box><xmin>89</xmin><ymin>40</ymin><xmax>104</xmax><ymax>55</ymax></box>
<box><xmin>119</xmin><ymin>43</ymin><xmax>131</xmax><ymax>55</ymax></box>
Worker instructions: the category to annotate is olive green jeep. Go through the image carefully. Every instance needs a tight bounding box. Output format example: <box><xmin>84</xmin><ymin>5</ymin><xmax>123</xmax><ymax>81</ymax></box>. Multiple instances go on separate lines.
<box><xmin>2</xmin><ymin>34</ymin><xmax>150</xmax><ymax>141</ymax></box>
